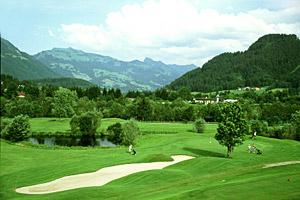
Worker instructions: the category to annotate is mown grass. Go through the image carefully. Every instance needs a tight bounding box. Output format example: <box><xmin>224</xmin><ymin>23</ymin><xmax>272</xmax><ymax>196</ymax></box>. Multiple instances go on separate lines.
<box><xmin>1</xmin><ymin>118</ymin><xmax>300</xmax><ymax>200</ymax></box>
<box><xmin>28</xmin><ymin>118</ymin><xmax>198</xmax><ymax>135</ymax></box>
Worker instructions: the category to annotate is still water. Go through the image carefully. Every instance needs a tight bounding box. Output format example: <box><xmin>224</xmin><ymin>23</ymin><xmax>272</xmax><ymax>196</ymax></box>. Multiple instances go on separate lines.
<box><xmin>27</xmin><ymin>136</ymin><xmax>116</xmax><ymax>147</ymax></box>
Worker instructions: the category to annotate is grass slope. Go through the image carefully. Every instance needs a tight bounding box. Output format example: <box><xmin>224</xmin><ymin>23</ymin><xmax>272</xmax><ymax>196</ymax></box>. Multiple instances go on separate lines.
<box><xmin>1</xmin><ymin>119</ymin><xmax>300</xmax><ymax>200</ymax></box>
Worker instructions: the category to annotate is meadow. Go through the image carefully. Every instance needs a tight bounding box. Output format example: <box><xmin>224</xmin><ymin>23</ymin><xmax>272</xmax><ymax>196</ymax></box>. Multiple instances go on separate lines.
<box><xmin>1</xmin><ymin>118</ymin><xmax>300</xmax><ymax>199</ymax></box>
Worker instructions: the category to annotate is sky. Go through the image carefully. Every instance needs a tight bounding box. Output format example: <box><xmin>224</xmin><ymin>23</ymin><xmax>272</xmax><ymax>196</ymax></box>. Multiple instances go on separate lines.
<box><xmin>1</xmin><ymin>0</ymin><xmax>300</xmax><ymax>67</ymax></box>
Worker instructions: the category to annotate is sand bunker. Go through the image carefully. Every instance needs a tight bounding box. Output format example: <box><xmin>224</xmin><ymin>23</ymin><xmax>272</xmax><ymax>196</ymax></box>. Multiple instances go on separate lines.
<box><xmin>16</xmin><ymin>155</ymin><xmax>195</xmax><ymax>194</ymax></box>
<box><xmin>263</xmin><ymin>161</ymin><xmax>300</xmax><ymax>168</ymax></box>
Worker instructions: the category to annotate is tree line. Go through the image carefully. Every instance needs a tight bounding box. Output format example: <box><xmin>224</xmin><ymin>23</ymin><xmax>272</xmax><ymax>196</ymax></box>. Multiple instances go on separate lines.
<box><xmin>1</xmin><ymin>74</ymin><xmax>299</xmax><ymax>140</ymax></box>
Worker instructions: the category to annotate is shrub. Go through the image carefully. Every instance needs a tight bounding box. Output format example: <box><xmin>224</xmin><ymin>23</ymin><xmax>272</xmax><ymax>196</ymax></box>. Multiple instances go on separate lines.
<box><xmin>193</xmin><ymin>117</ymin><xmax>206</xmax><ymax>133</ymax></box>
<box><xmin>2</xmin><ymin>115</ymin><xmax>30</xmax><ymax>142</ymax></box>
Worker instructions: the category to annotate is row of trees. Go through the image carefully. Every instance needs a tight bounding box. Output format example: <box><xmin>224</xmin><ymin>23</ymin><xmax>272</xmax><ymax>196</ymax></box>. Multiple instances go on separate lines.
<box><xmin>2</xmin><ymin>90</ymin><xmax>299</xmax><ymax>125</ymax></box>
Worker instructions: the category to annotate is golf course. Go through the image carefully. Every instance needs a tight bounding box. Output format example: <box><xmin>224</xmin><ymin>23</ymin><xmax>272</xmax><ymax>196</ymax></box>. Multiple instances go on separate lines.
<box><xmin>1</xmin><ymin>118</ymin><xmax>300</xmax><ymax>200</ymax></box>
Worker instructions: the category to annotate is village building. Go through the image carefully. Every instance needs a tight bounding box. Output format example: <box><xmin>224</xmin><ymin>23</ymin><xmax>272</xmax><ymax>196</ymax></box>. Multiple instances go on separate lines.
<box><xmin>18</xmin><ymin>93</ymin><xmax>26</xmax><ymax>98</ymax></box>
<box><xmin>237</xmin><ymin>87</ymin><xmax>261</xmax><ymax>91</ymax></box>
<box><xmin>193</xmin><ymin>95</ymin><xmax>237</xmax><ymax>104</ymax></box>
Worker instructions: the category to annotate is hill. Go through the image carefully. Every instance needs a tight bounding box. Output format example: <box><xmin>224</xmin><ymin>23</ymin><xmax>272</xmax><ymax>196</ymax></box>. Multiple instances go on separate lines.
<box><xmin>32</xmin><ymin>77</ymin><xmax>95</xmax><ymax>89</ymax></box>
<box><xmin>34</xmin><ymin>48</ymin><xmax>197</xmax><ymax>91</ymax></box>
<box><xmin>0</xmin><ymin>38</ymin><xmax>61</xmax><ymax>80</ymax></box>
<box><xmin>167</xmin><ymin>34</ymin><xmax>300</xmax><ymax>92</ymax></box>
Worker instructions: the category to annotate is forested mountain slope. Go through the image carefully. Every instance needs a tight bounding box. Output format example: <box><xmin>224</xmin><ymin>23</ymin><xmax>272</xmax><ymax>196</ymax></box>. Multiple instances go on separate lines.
<box><xmin>0</xmin><ymin>38</ymin><xmax>61</xmax><ymax>80</ymax></box>
<box><xmin>32</xmin><ymin>77</ymin><xmax>95</xmax><ymax>89</ymax></box>
<box><xmin>34</xmin><ymin>48</ymin><xmax>196</xmax><ymax>91</ymax></box>
<box><xmin>167</xmin><ymin>34</ymin><xmax>300</xmax><ymax>92</ymax></box>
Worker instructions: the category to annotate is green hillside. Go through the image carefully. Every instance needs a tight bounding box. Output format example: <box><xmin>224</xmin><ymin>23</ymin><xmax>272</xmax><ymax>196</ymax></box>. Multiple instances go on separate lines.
<box><xmin>34</xmin><ymin>48</ymin><xmax>196</xmax><ymax>91</ymax></box>
<box><xmin>0</xmin><ymin>38</ymin><xmax>61</xmax><ymax>80</ymax></box>
<box><xmin>32</xmin><ymin>77</ymin><xmax>95</xmax><ymax>89</ymax></box>
<box><xmin>167</xmin><ymin>34</ymin><xmax>300</xmax><ymax>92</ymax></box>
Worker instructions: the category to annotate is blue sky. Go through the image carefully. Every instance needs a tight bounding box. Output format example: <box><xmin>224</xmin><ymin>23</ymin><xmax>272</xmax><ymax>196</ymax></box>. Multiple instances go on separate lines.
<box><xmin>1</xmin><ymin>0</ymin><xmax>299</xmax><ymax>66</ymax></box>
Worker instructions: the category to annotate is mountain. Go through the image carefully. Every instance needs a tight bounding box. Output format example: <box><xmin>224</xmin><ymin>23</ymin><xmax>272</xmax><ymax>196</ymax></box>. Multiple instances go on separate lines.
<box><xmin>33</xmin><ymin>77</ymin><xmax>95</xmax><ymax>89</ymax></box>
<box><xmin>167</xmin><ymin>34</ymin><xmax>300</xmax><ymax>92</ymax></box>
<box><xmin>34</xmin><ymin>48</ymin><xmax>197</xmax><ymax>91</ymax></box>
<box><xmin>0</xmin><ymin>38</ymin><xmax>61</xmax><ymax>80</ymax></box>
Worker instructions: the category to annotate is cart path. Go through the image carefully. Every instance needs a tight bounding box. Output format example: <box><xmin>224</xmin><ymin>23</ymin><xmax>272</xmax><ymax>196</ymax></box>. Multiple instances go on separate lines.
<box><xmin>263</xmin><ymin>161</ymin><xmax>300</xmax><ymax>168</ymax></box>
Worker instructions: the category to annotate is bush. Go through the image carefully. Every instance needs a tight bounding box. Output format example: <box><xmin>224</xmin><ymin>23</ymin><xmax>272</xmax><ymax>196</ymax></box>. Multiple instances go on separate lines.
<box><xmin>2</xmin><ymin>115</ymin><xmax>30</xmax><ymax>142</ymax></box>
<box><xmin>193</xmin><ymin>117</ymin><xmax>206</xmax><ymax>133</ymax></box>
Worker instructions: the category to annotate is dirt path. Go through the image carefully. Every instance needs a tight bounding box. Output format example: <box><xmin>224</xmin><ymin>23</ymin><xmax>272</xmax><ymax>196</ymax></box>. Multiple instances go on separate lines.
<box><xmin>16</xmin><ymin>155</ymin><xmax>195</xmax><ymax>194</ymax></box>
<box><xmin>263</xmin><ymin>161</ymin><xmax>300</xmax><ymax>168</ymax></box>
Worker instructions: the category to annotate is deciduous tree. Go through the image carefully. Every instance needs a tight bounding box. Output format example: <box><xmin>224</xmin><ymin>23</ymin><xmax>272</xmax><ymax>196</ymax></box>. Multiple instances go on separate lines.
<box><xmin>215</xmin><ymin>103</ymin><xmax>249</xmax><ymax>158</ymax></box>
<box><xmin>120</xmin><ymin>118</ymin><xmax>139</xmax><ymax>145</ymax></box>
<box><xmin>51</xmin><ymin>87</ymin><xmax>77</xmax><ymax>119</ymax></box>
<box><xmin>2</xmin><ymin>114</ymin><xmax>30</xmax><ymax>142</ymax></box>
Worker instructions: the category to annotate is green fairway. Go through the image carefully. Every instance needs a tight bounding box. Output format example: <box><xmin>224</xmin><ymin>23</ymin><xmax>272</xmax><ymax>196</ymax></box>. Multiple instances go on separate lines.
<box><xmin>1</xmin><ymin>118</ymin><xmax>300</xmax><ymax>199</ymax></box>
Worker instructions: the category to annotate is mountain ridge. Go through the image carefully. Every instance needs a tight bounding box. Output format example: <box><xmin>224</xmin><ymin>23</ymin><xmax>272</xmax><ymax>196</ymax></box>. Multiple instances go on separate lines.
<box><xmin>1</xmin><ymin>38</ymin><xmax>61</xmax><ymax>80</ymax></box>
<box><xmin>34</xmin><ymin>47</ymin><xmax>197</xmax><ymax>91</ymax></box>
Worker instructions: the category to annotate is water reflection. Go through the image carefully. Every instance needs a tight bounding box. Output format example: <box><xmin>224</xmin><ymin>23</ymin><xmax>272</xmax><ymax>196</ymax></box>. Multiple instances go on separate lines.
<box><xmin>28</xmin><ymin>136</ymin><xmax>116</xmax><ymax>147</ymax></box>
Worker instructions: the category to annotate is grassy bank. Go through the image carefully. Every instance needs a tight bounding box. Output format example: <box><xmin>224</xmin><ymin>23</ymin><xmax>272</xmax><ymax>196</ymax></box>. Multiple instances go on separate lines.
<box><xmin>1</xmin><ymin>118</ymin><xmax>300</xmax><ymax>199</ymax></box>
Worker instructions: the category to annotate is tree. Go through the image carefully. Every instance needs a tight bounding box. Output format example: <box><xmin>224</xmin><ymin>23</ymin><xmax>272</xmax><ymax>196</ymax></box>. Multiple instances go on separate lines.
<box><xmin>70</xmin><ymin>114</ymin><xmax>80</xmax><ymax>133</ymax></box>
<box><xmin>51</xmin><ymin>87</ymin><xmax>77</xmax><ymax>119</ymax></box>
<box><xmin>107</xmin><ymin>122</ymin><xmax>123</xmax><ymax>144</ymax></box>
<box><xmin>2</xmin><ymin>114</ymin><xmax>30</xmax><ymax>142</ymax></box>
<box><xmin>291</xmin><ymin>111</ymin><xmax>300</xmax><ymax>140</ymax></box>
<box><xmin>136</xmin><ymin>97</ymin><xmax>152</xmax><ymax>121</ymax></box>
<box><xmin>78</xmin><ymin>111</ymin><xmax>103</xmax><ymax>136</ymax></box>
<box><xmin>250</xmin><ymin>120</ymin><xmax>268</xmax><ymax>136</ymax></box>
<box><xmin>179</xmin><ymin>87</ymin><xmax>192</xmax><ymax>100</ymax></box>
<box><xmin>120</xmin><ymin>118</ymin><xmax>139</xmax><ymax>145</ymax></box>
<box><xmin>193</xmin><ymin>117</ymin><xmax>206</xmax><ymax>133</ymax></box>
<box><xmin>0</xmin><ymin>97</ymin><xmax>7</xmax><ymax>116</ymax></box>
<box><xmin>215</xmin><ymin>103</ymin><xmax>249</xmax><ymax>158</ymax></box>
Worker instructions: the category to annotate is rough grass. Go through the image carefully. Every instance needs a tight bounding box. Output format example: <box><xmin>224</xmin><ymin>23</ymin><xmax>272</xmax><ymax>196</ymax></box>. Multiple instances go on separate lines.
<box><xmin>1</xmin><ymin>118</ymin><xmax>300</xmax><ymax>200</ymax></box>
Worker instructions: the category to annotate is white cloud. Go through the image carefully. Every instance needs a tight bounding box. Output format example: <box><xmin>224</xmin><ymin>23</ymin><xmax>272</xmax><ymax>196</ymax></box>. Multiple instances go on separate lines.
<box><xmin>59</xmin><ymin>0</ymin><xmax>300</xmax><ymax>66</ymax></box>
<box><xmin>48</xmin><ymin>29</ymin><xmax>55</xmax><ymax>37</ymax></box>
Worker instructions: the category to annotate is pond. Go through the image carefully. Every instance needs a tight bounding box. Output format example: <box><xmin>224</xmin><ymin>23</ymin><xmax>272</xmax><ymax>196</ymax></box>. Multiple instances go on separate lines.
<box><xmin>27</xmin><ymin>136</ymin><xmax>116</xmax><ymax>147</ymax></box>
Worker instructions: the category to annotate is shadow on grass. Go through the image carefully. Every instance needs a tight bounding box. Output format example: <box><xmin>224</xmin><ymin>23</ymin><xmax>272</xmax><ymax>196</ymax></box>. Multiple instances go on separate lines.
<box><xmin>183</xmin><ymin>147</ymin><xmax>225</xmax><ymax>158</ymax></box>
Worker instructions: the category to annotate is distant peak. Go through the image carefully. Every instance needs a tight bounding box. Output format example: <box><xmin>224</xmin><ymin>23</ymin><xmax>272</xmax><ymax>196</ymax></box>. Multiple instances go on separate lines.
<box><xmin>144</xmin><ymin>57</ymin><xmax>154</xmax><ymax>62</ymax></box>
<box><xmin>143</xmin><ymin>57</ymin><xmax>164</xmax><ymax>65</ymax></box>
